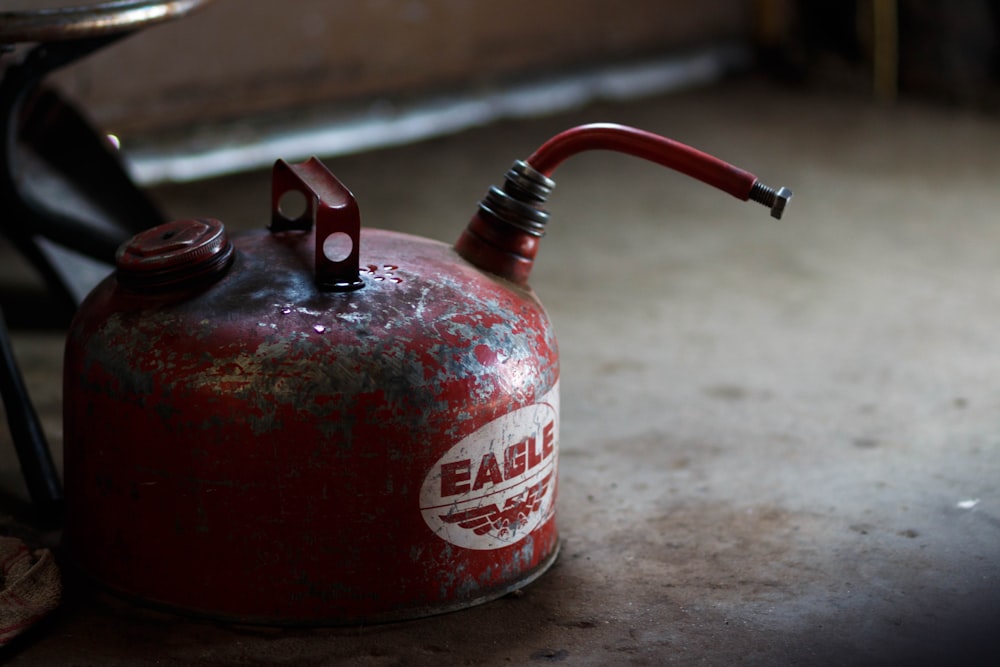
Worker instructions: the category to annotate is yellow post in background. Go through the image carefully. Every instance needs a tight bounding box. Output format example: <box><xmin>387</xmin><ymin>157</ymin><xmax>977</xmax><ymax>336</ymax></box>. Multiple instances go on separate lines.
<box><xmin>872</xmin><ymin>0</ymin><xmax>899</xmax><ymax>103</ymax></box>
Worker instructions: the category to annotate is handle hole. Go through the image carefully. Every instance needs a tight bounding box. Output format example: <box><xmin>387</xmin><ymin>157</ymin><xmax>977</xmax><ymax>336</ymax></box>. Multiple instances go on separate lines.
<box><xmin>322</xmin><ymin>232</ymin><xmax>354</xmax><ymax>263</ymax></box>
<box><xmin>278</xmin><ymin>189</ymin><xmax>309</xmax><ymax>221</ymax></box>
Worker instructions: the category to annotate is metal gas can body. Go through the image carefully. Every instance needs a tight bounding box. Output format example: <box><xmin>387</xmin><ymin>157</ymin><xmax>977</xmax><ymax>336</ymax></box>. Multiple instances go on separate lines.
<box><xmin>63</xmin><ymin>162</ymin><xmax>560</xmax><ymax>624</ymax></box>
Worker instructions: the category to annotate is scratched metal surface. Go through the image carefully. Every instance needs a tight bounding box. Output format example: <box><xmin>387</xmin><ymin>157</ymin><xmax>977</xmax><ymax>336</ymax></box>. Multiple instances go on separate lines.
<box><xmin>61</xmin><ymin>226</ymin><xmax>560</xmax><ymax>623</ymax></box>
<box><xmin>3</xmin><ymin>81</ymin><xmax>1000</xmax><ymax>664</ymax></box>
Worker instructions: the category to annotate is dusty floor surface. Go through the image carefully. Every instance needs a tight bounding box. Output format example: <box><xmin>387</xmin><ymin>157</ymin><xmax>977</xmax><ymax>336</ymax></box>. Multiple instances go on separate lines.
<box><xmin>2</xmin><ymin>79</ymin><xmax>1000</xmax><ymax>665</ymax></box>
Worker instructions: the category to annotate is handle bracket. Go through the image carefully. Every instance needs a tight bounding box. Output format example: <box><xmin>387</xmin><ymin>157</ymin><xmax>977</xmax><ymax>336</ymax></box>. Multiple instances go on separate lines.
<box><xmin>271</xmin><ymin>158</ymin><xmax>364</xmax><ymax>292</ymax></box>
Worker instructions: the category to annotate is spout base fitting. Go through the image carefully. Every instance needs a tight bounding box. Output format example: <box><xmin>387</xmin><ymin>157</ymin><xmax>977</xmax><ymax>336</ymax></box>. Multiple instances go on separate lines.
<box><xmin>457</xmin><ymin>161</ymin><xmax>556</xmax><ymax>285</ymax></box>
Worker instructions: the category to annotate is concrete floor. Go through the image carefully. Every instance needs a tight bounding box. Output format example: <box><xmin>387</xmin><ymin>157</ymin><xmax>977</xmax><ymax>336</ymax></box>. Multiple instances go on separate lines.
<box><xmin>2</xmin><ymin>79</ymin><xmax>1000</xmax><ymax>665</ymax></box>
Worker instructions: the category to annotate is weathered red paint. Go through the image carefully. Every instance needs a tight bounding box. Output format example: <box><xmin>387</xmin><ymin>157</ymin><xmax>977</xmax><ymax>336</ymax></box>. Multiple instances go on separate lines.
<box><xmin>63</xmin><ymin>165</ymin><xmax>560</xmax><ymax>625</ymax></box>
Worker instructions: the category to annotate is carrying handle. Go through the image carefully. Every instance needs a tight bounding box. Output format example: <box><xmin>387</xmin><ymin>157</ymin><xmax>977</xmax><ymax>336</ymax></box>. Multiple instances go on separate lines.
<box><xmin>270</xmin><ymin>158</ymin><xmax>364</xmax><ymax>292</ymax></box>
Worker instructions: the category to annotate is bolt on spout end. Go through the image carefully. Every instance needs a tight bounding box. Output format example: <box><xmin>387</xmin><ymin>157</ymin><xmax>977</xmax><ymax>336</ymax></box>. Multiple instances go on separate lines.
<box><xmin>748</xmin><ymin>181</ymin><xmax>793</xmax><ymax>219</ymax></box>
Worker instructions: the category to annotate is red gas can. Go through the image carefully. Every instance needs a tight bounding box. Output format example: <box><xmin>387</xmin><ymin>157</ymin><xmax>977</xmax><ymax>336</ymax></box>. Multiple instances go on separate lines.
<box><xmin>62</xmin><ymin>124</ymin><xmax>789</xmax><ymax>624</ymax></box>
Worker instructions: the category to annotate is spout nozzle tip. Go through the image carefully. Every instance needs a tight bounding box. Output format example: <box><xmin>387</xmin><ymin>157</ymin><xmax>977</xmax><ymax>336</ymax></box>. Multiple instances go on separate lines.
<box><xmin>748</xmin><ymin>181</ymin><xmax>793</xmax><ymax>219</ymax></box>
<box><xmin>770</xmin><ymin>186</ymin><xmax>793</xmax><ymax>219</ymax></box>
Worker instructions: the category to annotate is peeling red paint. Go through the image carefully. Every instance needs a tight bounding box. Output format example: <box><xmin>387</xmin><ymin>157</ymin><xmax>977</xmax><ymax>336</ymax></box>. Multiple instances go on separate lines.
<box><xmin>64</xmin><ymin>227</ymin><xmax>559</xmax><ymax>625</ymax></box>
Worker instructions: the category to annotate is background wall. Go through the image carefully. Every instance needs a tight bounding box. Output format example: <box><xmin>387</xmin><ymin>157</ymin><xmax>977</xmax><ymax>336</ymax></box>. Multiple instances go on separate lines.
<box><xmin>47</xmin><ymin>0</ymin><xmax>753</xmax><ymax>136</ymax></box>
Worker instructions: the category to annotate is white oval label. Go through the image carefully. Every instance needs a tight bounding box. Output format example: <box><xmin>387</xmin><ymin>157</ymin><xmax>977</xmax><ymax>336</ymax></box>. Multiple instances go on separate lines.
<box><xmin>420</xmin><ymin>384</ymin><xmax>559</xmax><ymax>550</ymax></box>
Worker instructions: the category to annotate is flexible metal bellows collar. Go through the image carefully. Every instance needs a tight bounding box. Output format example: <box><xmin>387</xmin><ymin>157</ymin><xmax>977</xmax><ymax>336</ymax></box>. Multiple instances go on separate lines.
<box><xmin>477</xmin><ymin>160</ymin><xmax>556</xmax><ymax>236</ymax></box>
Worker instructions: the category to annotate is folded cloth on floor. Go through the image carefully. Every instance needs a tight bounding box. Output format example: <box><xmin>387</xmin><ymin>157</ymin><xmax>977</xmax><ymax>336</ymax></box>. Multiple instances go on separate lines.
<box><xmin>0</xmin><ymin>536</ymin><xmax>60</xmax><ymax>646</ymax></box>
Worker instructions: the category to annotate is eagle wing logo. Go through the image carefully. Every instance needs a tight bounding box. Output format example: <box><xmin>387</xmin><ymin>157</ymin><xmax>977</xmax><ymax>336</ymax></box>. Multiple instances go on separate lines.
<box><xmin>439</xmin><ymin>472</ymin><xmax>553</xmax><ymax>538</ymax></box>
